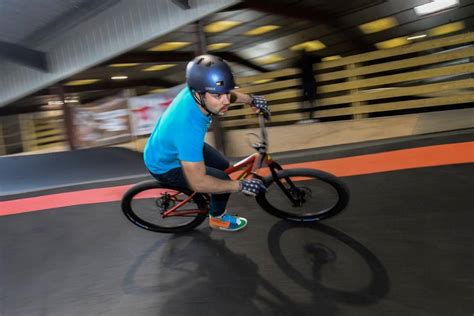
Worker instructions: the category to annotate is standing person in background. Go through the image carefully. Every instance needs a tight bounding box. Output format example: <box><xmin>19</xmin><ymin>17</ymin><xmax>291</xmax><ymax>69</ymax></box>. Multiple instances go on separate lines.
<box><xmin>296</xmin><ymin>50</ymin><xmax>321</xmax><ymax>123</ymax></box>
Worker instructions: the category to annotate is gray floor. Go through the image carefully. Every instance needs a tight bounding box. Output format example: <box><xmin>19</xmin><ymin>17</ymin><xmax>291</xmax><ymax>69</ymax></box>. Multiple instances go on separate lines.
<box><xmin>1</xmin><ymin>133</ymin><xmax>473</xmax><ymax>315</ymax></box>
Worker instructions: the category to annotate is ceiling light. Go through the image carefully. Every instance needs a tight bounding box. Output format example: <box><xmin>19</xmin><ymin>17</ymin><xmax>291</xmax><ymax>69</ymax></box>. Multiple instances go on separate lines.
<box><xmin>414</xmin><ymin>0</ymin><xmax>459</xmax><ymax>16</ymax></box>
<box><xmin>407</xmin><ymin>34</ymin><xmax>428</xmax><ymax>40</ymax></box>
<box><xmin>64</xmin><ymin>79</ymin><xmax>100</xmax><ymax>86</ymax></box>
<box><xmin>108</xmin><ymin>63</ymin><xmax>140</xmax><ymax>67</ymax></box>
<box><xmin>64</xmin><ymin>97</ymin><xmax>79</xmax><ymax>104</ymax></box>
<box><xmin>255</xmin><ymin>54</ymin><xmax>284</xmax><ymax>65</ymax></box>
<box><xmin>207</xmin><ymin>43</ymin><xmax>232</xmax><ymax>51</ymax></box>
<box><xmin>428</xmin><ymin>21</ymin><xmax>465</xmax><ymax>36</ymax></box>
<box><xmin>204</xmin><ymin>21</ymin><xmax>241</xmax><ymax>33</ymax></box>
<box><xmin>148</xmin><ymin>42</ymin><xmax>191</xmax><ymax>51</ymax></box>
<box><xmin>111</xmin><ymin>76</ymin><xmax>128</xmax><ymax>80</ymax></box>
<box><xmin>48</xmin><ymin>101</ymin><xmax>64</xmax><ymax>106</ymax></box>
<box><xmin>244</xmin><ymin>25</ymin><xmax>280</xmax><ymax>36</ymax></box>
<box><xmin>375</xmin><ymin>37</ymin><xmax>409</xmax><ymax>49</ymax></box>
<box><xmin>142</xmin><ymin>64</ymin><xmax>176</xmax><ymax>72</ymax></box>
<box><xmin>290</xmin><ymin>40</ymin><xmax>326</xmax><ymax>52</ymax></box>
<box><xmin>322</xmin><ymin>55</ymin><xmax>342</xmax><ymax>61</ymax></box>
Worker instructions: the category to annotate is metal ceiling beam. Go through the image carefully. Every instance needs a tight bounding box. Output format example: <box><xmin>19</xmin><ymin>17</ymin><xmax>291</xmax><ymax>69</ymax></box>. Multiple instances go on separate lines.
<box><xmin>103</xmin><ymin>51</ymin><xmax>268</xmax><ymax>72</ymax></box>
<box><xmin>233</xmin><ymin>0</ymin><xmax>371</xmax><ymax>51</ymax></box>
<box><xmin>105</xmin><ymin>51</ymin><xmax>195</xmax><ymax>64</ymax></box>
<box><xmin>0</xmin><ymin>0</ymin><xmax>240</xmax><ymax>108</ymax></box>
<box><xmin>48</xmin><ymin>78</ymin><xmax>179</xmax><ymax>94</ymax></box>
<box><xmin>0</xmin><ymin>89</ymin><xmax>125</xmax><ymax>116</ymax></box>
<box><xmin>0</xmin><ymin>41</ymin><xmax>49</xmax><ymax>72</ymax></box>
<box><xmin>218</xmin><ymin>52</ymin><xmax>269</xmax><ymax>73</ymax></box>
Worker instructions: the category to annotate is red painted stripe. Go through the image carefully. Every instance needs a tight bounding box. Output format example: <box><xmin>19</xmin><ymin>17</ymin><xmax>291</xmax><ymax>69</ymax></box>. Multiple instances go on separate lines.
<box><xmin>1</xmin><ymin>141</ymin><xmax>473</xmax><ymax>216</ymax></box>
<box><xmin>284</xmin><ymin>141</ymin><xmax>474</xmax><ymax>177</ymax></box>
<box><xmin>1</xmin><ymin>185</ymin><xmax>132</xmax><ymax>216</ymax></box>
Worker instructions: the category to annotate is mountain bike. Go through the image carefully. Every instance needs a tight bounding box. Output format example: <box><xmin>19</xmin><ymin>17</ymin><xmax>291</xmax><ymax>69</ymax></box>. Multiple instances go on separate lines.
<box><xmin>121</xmin><ymin>110</ymin><xmax>349</xmax><ymax>233</ymax></box>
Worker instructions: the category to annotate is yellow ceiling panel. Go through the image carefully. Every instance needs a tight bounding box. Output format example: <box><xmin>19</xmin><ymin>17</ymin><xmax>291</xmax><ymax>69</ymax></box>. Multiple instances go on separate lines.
<box><xmin>322</xmin><ymin>55</ymin><xmax>342</xmax><ymax>61</ymax></box>
<box><xmin>108</xmin><ymin>63</ymin><xmax>140</xmax><ymax>68</ymax></box>
<box><xmin>142</xmin><ymin>64</ymin><xmax>176</xmax><ymax>72</ymax></box>
<box><xmin>359</xmin><ymin>17</ymin><xmax>398</xmax><ymax>34</ymax></box>
<box><xmin>207</xmin><ymin>43</ymin><xmax>232</xmax><ymax>51</ymax></box>
<box><xmin>255</xmin><ymin>54</ymin><xmax>284</xmax><ymax>65</ymax></box>
<box><xmin>64</xmin><ymin>79</ymin><xmax>100</xmax><ymax>86</ymax></box>
<box><xmin>205</xmin><ymin>21</ymin><xmax>241</xmax><ymax>33</ymax></box>
<box><xmin>375</xmin><ymin>37</ymin><xmax>409</xmax><ymax>49</ymax></box>
<box><xmin>428</xmin><ymin>21</ymin><xmax>465</xmax><ymax>37</ymax></box>
<box><xmin>244</xmin><ymin>25</ymin><xmax>280</xmax><ymax>36</ymax></box>
<box><xmin>149</xmin><ymin>88</ymin><xmax>169</xmax><ymax>93</ymax></box>
<box><xmin>252</xmin><ymin>79</ymin><xmax>274</xmax><ymax>84</ymax></box>
<box><xmin>148</xmin><ymin>42</ymin><xmax>191</xmax><ymax>51</ymax></box>
<box><xmin>290</xmin><ymin>40</ymin><xmax>326</xmax><ymax>52</ymax></box>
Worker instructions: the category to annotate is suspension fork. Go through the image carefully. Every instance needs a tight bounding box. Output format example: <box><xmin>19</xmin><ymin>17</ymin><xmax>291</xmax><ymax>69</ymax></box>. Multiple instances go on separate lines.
<box><xmin>267</xmin><ymin>162</ymin><xmax>300</xmax><ymax>205</ymax></box>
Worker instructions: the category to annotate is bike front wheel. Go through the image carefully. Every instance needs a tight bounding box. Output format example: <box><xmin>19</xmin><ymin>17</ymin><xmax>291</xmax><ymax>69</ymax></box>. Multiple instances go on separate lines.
<box><xmin>121</xmin><ymin>180</ymin><xmax>208</xmax><ymax>233</ymax></box>
<box><xmin>256</xmin><ymin>168</ymin><xmax>349</xmax><ymax>222</ymax></box>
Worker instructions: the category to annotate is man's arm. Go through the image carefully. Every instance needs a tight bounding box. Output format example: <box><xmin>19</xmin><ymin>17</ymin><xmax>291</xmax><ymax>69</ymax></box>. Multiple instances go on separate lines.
<box><xmin>230</xmin><ymin>90</ymin><xmax>253</xmax><ymax>104</ymax></box>
<box><xmin>181</xmin><ymin>161</ymin><xmax>240</xmax><ymax>194</ymax></box>
<box><xmin>231</xmin><ymin>90</ymin><xmax>268</xmax><ymax>114</ymax></box>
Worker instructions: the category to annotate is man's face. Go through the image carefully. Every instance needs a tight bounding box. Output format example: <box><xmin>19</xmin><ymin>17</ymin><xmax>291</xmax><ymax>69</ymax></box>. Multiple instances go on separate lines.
<box><xmin>202</xmin><ymin>92</ymin><xmax>231</xmax><ymax>116</ymax></box>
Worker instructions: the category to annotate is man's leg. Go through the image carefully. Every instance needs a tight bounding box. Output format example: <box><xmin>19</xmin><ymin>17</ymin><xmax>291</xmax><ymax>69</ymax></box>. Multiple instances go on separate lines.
<box><xmin>149</xmin><ymin>167</ymin><xmax>188</xmax><ymax>188</ymax></box>
<box><xmin>203</xmin><ymin>143</ymin><xmax>247</xmax><ymax>231</ymax></box>
<box><xmin>150</xmin><ymin>165</ymin><xmax>230</xmax><ymax>217</ymax></box>
<box><xmin>202</xmin><ymin>143</ymin><xmax>232</xmax><ymax>216</ymax></box>
<box><xmin>205</xmin><ymin>167</ymin><xmax>231</xmax><ymax>217</ymax></box>
<box><xmin>203</xmin><ymin>143</ymin><xmax>229</xmax><ymax>171</ymax></box>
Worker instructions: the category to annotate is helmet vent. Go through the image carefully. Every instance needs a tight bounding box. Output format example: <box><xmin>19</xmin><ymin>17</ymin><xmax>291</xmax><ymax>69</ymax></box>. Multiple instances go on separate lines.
<box><xmin>206</xmin><ymin>61</ymin><xmax>214</xmax><ymax>67</ymax></box>
<box><xmin>197</xmin><ymin>58</ymin><xmax>204</xmax><ymax>64</ymax></box>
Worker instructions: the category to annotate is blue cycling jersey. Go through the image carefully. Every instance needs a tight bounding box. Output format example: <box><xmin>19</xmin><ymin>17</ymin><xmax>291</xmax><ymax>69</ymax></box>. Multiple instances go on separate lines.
<box><xmin>143</xmin><ymin>87</ymin><xmax>212</xmax><ymax>174</ymax></box>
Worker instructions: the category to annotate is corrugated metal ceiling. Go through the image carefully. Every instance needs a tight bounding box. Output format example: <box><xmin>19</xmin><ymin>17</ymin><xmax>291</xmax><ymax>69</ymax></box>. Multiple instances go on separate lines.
<box><xmin>0</xmin><ymin>0</ymin><xmax>95</xmax><ymax>44</ymax></box>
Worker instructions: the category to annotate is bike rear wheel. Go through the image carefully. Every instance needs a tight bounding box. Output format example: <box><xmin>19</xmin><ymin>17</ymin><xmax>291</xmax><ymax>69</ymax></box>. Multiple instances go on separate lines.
<box><xmin>121</xmin><ymin>180</ymin><xmax>208</xmax><ymax>233</ymax></box>
<box><xmin>256</xmin><ymin>168</ymin><xmax>349</xmax><ymax>222</ymax></box>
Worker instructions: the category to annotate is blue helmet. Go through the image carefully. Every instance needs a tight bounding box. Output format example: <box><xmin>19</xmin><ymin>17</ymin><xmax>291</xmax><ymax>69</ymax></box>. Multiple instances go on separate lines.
<box><xmin>186</xmin><ymin>54</ymin><xmax>236</xmax><ymax>94</ymax></box>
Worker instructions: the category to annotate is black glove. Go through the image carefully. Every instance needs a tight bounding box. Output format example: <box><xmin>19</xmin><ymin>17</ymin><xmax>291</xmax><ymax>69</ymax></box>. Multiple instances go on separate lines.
<box><xmin>250</xmin><ymin>95</ymin><xmax>269</xmax><ymax>112</ymax></box>
<box><xmin>239</xmin><ymin>178</ymin><xmax>267</xmax><ymax>196</ymax></box>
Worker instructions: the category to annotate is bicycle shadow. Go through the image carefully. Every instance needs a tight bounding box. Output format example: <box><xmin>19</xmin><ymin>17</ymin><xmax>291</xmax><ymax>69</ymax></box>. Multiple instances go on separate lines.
<box><xmin>268</xmin><ymin>220</ymin><xmax>390</xmax><ymax>306</ymax></box>
<box><xmin>122</xmin><ymin>229</ymin><xmax>317</xmax><ymax>315</ymax></box>
<box><xmin>121</xmin><ymin>222</ymin><xmax>388</xmax><ymax>315</ymax></box>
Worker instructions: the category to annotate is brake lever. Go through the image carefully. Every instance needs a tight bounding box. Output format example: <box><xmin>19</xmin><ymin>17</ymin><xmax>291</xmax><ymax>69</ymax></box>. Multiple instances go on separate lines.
<box><xmin>259</xmin><ymin>108</ymin><xmax>271</xmax><ymax>120</ymax></box>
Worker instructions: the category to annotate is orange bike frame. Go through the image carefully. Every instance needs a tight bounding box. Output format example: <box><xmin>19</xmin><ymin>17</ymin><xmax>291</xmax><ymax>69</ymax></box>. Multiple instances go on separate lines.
<box><xmin>162</xmin><ymin>152</ymin><xmax>274</xmax><ymax>217</ymax></box>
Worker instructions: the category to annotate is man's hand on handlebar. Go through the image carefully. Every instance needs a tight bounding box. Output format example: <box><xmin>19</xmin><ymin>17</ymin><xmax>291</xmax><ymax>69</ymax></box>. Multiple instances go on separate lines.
<box><xmin>250</xmin><ymin>95</ymin><xmax>271</xmax><ymax>119</ymax></box>
<box><xmin>239</xmin><ymin>178</ymin><xmax>267</xmax><ymax>196</ymax></box>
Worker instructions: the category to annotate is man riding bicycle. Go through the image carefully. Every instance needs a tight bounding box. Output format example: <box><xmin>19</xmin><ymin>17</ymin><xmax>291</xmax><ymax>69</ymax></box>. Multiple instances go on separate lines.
<box><xmin>144</xmin><ymin>54</ymin><xmax>269</xmax><ymax>232</ymax></box>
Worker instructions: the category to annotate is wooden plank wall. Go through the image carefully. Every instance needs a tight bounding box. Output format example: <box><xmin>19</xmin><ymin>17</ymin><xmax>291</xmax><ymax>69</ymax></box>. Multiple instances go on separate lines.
<box><xmin>0</xmin><ymin>117</ymin><xmax>23</xmax><ymax>155</ymax></box>
<box><xmin>222</xmin><ymin>32</ymin><xmax>474</xmax><ymax>129</ymax></box>
<box><xmin>19</xmin><ymin>111</ymin><xmax>67</xmax><ymax>152</ymax></box>
<box><xmin>219</xmin><ymin>108</ymin><xmax>474</xmax><ymax>157</ymax></box>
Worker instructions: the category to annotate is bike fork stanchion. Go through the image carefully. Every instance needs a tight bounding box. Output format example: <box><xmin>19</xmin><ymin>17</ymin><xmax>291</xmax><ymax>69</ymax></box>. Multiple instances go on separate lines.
<box><xmin>268</xmin><ymin>165</ymin><xmax>300</xmax><ymax>205</ymax></box>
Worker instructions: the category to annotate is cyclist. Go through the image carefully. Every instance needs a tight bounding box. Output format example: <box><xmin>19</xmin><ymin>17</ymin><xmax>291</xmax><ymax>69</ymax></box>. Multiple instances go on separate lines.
<box><xmin>144</xmin><ymin>54</ymin><xmax>269</xmax><ymax>232</ymax></box>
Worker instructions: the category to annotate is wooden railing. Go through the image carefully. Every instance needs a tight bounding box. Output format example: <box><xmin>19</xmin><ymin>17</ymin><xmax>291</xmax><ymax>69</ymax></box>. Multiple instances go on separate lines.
<box><xmin>222</xmin><ymin>32</ymin><xmax>474</xmax><ymax>129</ymax></box>
<box><xmin>0</xmin><ymin>117</ymin><xmax>24</xmax><ymax>155</ymax></box>
<box><xmin>19</xmin><ymin>111</ymin><xmax>67</xmax><ymax>152</ymax></box>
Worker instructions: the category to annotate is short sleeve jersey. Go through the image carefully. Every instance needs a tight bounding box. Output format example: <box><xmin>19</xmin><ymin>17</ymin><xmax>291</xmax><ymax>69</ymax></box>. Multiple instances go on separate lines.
<box><xmin>143</xmin><ymin>87</ymin><xmax>212</xmax><ymax>174</ymax></box>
